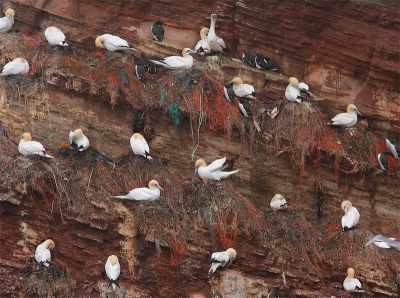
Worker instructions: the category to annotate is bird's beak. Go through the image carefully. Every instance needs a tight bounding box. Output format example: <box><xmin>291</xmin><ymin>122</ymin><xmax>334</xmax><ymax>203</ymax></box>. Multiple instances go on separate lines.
<box><xmin>158</xmin><ymin>185</ymin><xmax>163</xmax><ymax>191</ymax></box>
<box><xmin>187</xmin><ymin>49</ymin><xmax>196</xmax><ymax>54</ymax></box>
<box><xmin>225</xmin><ymin>81</ymin><xmax>233</xmax><ymax>85</ymax></box>
<box><xmin>356</xmin><ymin>109</ymin><xmax>362</xmax><ymax>116</ymax></box>
<box><xmin>194</xmin><ymin>167</ymin><xmax>198</xmax><ymax>174</ymax></box>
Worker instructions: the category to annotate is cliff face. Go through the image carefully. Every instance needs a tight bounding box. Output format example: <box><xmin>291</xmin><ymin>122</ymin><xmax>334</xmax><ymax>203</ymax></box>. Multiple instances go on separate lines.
<box><xmin>0</xmin><ymin>0</ymin><xmax>399</xmax><ymax>297</ymax></box>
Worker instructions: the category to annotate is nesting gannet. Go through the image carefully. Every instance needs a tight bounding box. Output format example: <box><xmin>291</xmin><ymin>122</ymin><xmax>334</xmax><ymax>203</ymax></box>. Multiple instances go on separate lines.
<box><xmin>365</xmin><ymin>234</ymin><xmax>400</xmax><ymax>249</ymax></box>
<box><xmin>35</xmin><ymin>239</ymin><xmax>55</xmax><ymax>267</ymax></box>
<box><xmin>95</xmin><ymin>34</ymin><xmax>138</xmax><ymax>52</ymax></box>
<box><xmin>0</xmin><ymin>58</ymin><xmax>29</xmax><ymax>76</ymax></box>
<box><xmin>150</xmin><ymin>48</ymin><xmax>196</xmax><ymax>70</ymax></box>
<box><xmin>195</xmin><ymin>28</ymin><xmax>211</xmax><ymax>56</ymax></box>
<box><xmin>69</xmin><ymin>128</ymin><xmax>89</xmax><ymax>152</ymax></box>
<box><xmin>341</xmin><ymin>200</ymin><xmax>360</xmax><ymax>231</ymax></box>
<box><xmin>151</xmin><ymin>20</ymin><xmax>165</xmax><ymax>42</ymax></box>
<box><xmin>45</xmin><ymin>26</ymin><xmax>68</xmax><ymax>46</ymax></box>
<box><xmin>0</xmin><ymin>8</ymin><xmax>15</xmax><ymax>34</ymax></box>
<box><xmin>223</xmin><ymin>84</ymin><xmax>235</xmax><ymax>103</ymax></box>
<box><xmin>105</xmin><ymin>255</ymin><xmax>120</xmax><ymax>290</ymax></box>
<box><xmin>194</xmin><ymin>157</ymin><xmax>239</xmax><ymax>181</ymax></box>
<box><xmin>270</xmin><ymin>194</ymin><xmax>288</xmax><ymax>211</ymax></box>
<box><xmin>343</xmin><ymin>268</ymin><xmax>363</xmax><ymax>292</ymax></box>
<box><xmin>130</xmin><ymin>133</ymin><xmax>152</xmax><ymax>160</ymax></box>
<box><xmin>238</xmin><ymin>98</ymin><xmax>261</xmax><ymax>132</ymax></box>
<box><xmin>255</xmin><ymin>53</ymin><xmax>280</xmax><ymax>71</ymax></box>
<box><xmin>377</xmin><ymin>150</ymin><xmax>394</xmax><ymax>171</ymax></box>
<box><xmin>386</xmin><ymin>138</ymin><xmax>399</xmax><ymax>159</ymax></box>
<box><xmin>227</xmin><ymin>77</ymin><xmax>256</xmax><ymax>100</ymax></box>
<box><xmin>242</xmin><ymin>50</ymin><xmax>256</xmax><ymax>67</ymax></box>
<box><xmin>206</xmin><ymin>14</ymin><xmax>227</xmax><ymax>54</ymax></box>
<box><xmin>112</xmin><ymin>180</ymin><xmax>162</xmax><ymax>201</ymax></box>
<box><xmin>209</xmin><ymin>248</ymin><xmax>237</xmax><ymax>275</ymax></box>
<box><xmin>330</xmin><ymin>104</ymin><xmax>361</xmax><ymax>128</ymax></box>
<box><xmin>285</xmin><ymin>77</ymin><xmax>309</xmax><ymax>103</ymax></box>
<box><xmin>18</xmin><ymin>133</ymin><xmax>53</xmax><ymax>158</ymax></box>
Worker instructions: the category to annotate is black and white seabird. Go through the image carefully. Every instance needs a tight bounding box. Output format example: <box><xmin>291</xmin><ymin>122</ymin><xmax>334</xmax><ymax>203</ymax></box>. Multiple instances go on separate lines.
<box><xmin>223</xmin><ymin>84</ymin><xmax>235</xmax><ymax>103</ymax></box>
<box><xmin>151</xmin><ymin>20</ymin><xmax>165</xmax><ymax>42</ymax></box>
<box><xmin>386</xmin><ymin>137</ymin><xmax>399</xmax><ymax>159</ymax></box>
<box><xmin>242</xmin><ymin>50</ymin><xmax>256</xmax><ymax>67</ymax></box>
<box><xmin>239</xmin><ymin>98</ymin><xmax>261</xmax><ymax>132</ymax></box>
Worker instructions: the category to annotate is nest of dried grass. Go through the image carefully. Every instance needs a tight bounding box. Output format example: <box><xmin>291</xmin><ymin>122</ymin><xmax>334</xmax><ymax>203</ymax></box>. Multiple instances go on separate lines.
<box><xmin>16</xmin><ymin>258</ymin><xmax>75</xmax><ymax>297</ymax></box>
<box><xmin>267</xmin><ymin>102</ymin><xmax>387</xmax><ymax>176</ymax></box>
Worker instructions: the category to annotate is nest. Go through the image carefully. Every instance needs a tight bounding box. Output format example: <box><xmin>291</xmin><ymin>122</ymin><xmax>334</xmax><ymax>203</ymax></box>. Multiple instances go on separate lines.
<box><xmin>16</xmin><ymin>258</ymin><xmax>75</xmax><ymax>297</ymax></box>
<box><xmin>269</xmin><ymin>102</ymin><xmax>388</xmax><ymax>176</ymax></box>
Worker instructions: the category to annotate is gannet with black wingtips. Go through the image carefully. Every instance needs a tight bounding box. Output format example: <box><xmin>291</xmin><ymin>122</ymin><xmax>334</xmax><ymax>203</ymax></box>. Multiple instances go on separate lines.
<box><xmin>69</xmin><ymin>128</ymin><xmax>89</xmax><ymax>152</ymax></box>
<box><xmin>95</xmin><ymin>34</ymin><xmax>138</xmax><ymax>52</ymax></box>
<box><xmin>330</xmin><ymin>104</ymin><xmax>362</xmax><ymax>128</ymax></box>
<box><xmin>111</xmin><ymin>180</ymin><xmax>163</xmax><ymax>202</ymax></box>
<box><xmin>365</xmin><ymin>234</ymin><xmax>400</xmax><ymax>249</ymax></box>
<box><xmin>35</xmin><ymin>239</ymin><xmax>55</xmax><ymax>267</ymax></box>
<box><xmin>0</xmin><ymin>8</ymin><xmax>14</xmax><ymax>34</ymax></box>
<box><xmin>150</xmin><ymin>48</ymin><xmax>196</xmax><ymax>70</ymax></box>
<box><xmin>130</xmin><ymin>133</ymin><xmax>152</xmax><ymax>160</ymax></box>
<box><xmin>195</xmin><ymin>28</ymin><xmax>211</xmax><ymax>56</ymax></box>
<box><xmin>18</xmin><ymin>133</ymin><xmax>53</xmax><ymax>158</ymax></box>
<box><xmin>227</xmin><ymin>77</ymin><xmax>256</xmax><ymax>100</ymax></box>
<box><xmin>285</xmin><ymin>77</ymin><xmax>309</xmax><ymax>103</ymax></box>
<box><xmin>195</xmin><ymin>157</ymin><xmax>239</xmax><ymax>181</ymax></box>
<box><xmin>206</xmin><ymin>14</ymin><xmax>226</xmax><ymax>54</ymax></box>
<box><xmin>343</xmin><ymin>268</ymin><xmax>364</xmax><ymax>292</ymax></box>
<box><xmin>105</xmin><ymin>255</ymin><xmax>121</xmax><ymax>290</ymax></box>
<box><xmin>45</xmin><ymin>26</ymin><xmax>68</xmax><ymax>46</ymax></box>
<box><xmin>270</xmin><ymin>194</ymin><xmax>288</xmax><ymax>211</ymax></box>
<box><xmin>0</xmin><ymin>58</ymin><xmax>29</xmax><ymax>76</ymax></box>
<box><xmin>209</xmin><ymin>248</ymin><xmax>237</xmax><ymax>275</ymax></box>
<box><xmin>341</xmin><ymin>200</ymin><xmax>360</xmax><ymax>231</ymax></box>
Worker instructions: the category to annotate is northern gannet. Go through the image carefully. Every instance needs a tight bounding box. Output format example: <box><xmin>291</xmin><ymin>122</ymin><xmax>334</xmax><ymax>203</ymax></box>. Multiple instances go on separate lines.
<box><xmin>270</xmin><ymin>194</ymin><xmax>288</xmax><ymax>211</ymax></box>
<box><xmin>209</xmin><ymin>248</ymin><xmax>237</xmax><ymax>275</ymax></box>
<box><xmin>95</xmin><ymin>34</ymin><xmax>138</xmax><ymax>52</ymax></box>
<box><xmin>343</xmin><ymin>268</ymin><xmax>363</xmax><ymax>292</ymax></box>
<box><xmin>0</xmin><ymin>8</ymin><xmax>14</xmax><ymax>34</ymax></box>
<box><xmin>330</xmin><ymin>104</ymin><xmax>361</xmax><ymax>128</ymax></box>
<box><xmin>365</xmin><ymin>234</ymin><xmax>400</xmax><ymax>249</ymax></box>
<box><xmin>18</xmin><ymin>132</ymin><xmax>53</xmax><ymax>158</ymax></box>
<box><xmin>35</xmin><ymin>239</ymin><xmax>55</xmax><ymax>267</ymax></box>
<box><xmin>195</xmin><ymin>28</ymin><xmax>211</xmax><ymax>56</ymax></box>
<box><xmin>130</xmin><ymin>133</ymin><xmax>152</xmax><ymax>159</ymax></box>
<box><xmin>285</xmin><ymin>77</ymin><xmax>309</xmax><ymax>103</ymax></box>
<box><xmin>69</xmin><ymin>128</ymin><xmax>89</xmax><ymax>152</ymax></box>
<box><xmin>105</xmin><ymin>255</ymin><xmax>120</xmax><ymax>290</ymax></box>
<box><xmin>45</xmin><ymin>26</ymin><xmax>68</xmax><ymax>46</ymax></box>
<box><xmin>194</xmin><ymin>157</ymin><xmax>239</xmax><ymax>181</ymax></box>
<box><xmin>150</xmin><ymin>48</ymin><xmax>196</xmax><ymax>70</ymax></box>
<box><xmin>227</xmin><ymin>77</ymin><xmax>256</xmax><ymax>100</ymax></box>
<box><xmin>111</xmin><ymin>180</ymin><xmax>163</xmax><ymax>201</ymax></box>
<box><xmin>206</xmin><ymin>14</ymin><xmax>227</xmax><ymax>54</ymax></box>
<box><xmin>0</xmin><ymin>58</ymin><xmax>29</xmax><ymax>76</ymax></box>
<box><xmin>341</xmin><ymin>200</ymin><xmax>360</xmax><ymax>231</ymax></box>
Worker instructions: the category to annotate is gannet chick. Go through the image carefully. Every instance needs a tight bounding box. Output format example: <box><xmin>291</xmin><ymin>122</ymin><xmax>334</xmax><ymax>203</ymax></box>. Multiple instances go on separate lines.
<box><xmin>206</xmin><ymin>14</ymin><xmax>227</xmax><ymax>54</ymax></box>
<box><xmin>209</xmin><ymin>248</ymin><xmax>237</xmax><ymax>275</ymax></box>
<box><xmin>111</xmin><ymin>180</ymin><xmax>162</xmax><ymax>201</ymax></box>
<box><xmin>35</xmin><ymin>239</ymin><xmax>55</xmax><ymax>267</ymax></box>
<box><xmin>105</xmin><ymin>255</ymin><xmax>120</xmax><ymax>290</ymax></box>
<box><xmin>0</xmin><ymin>8</ymin><xmax>15</xmax><ymax>34</ymax></box>
<box><xmin>69</xmin><ymin>128</ymin><xmax>89</xmax><ymax>152</ymax></box>
<box><xmin>45</xmin><ymin>26</ymin><xmax>68</xmax><ymax>46</ymax></box>
<box><xmin>330</xmin><ymin>104</ymin><xmax>362</xmax><ymax>127</ymax></box>
<box><xmin>130</xmin><ymin>133</ymin><xmax>152</xmax><ymax>160</ymax></box>
<box><xmin>0</xmin><ymin>58</ymin><xmax>29</xmax><ymax>76</ymax></box>
<box><xmin>195</xmin><ymin>28</ymin><xmax>211</xmax><ymax>56</ymax></box>
<box><xmin>377</xmin><ymin>150</ymin><xmax>394</xmax><ymax>171</ymax></box>
<box><xmin>343</xmin><ymin>268</ymin><xmax>363</xmax><ymax>292</ymax></box>
<box><xmin>195</xmin><ymin>157</ymin><xmax>239</xmax><ymax>181</ymax></box>
<box><xmin>270</xmin><ymin>194</ymin><xmax>288</xmax><ymax>211</ymax></box>
<box><xmin>341</xmin><ymin>200</ymin><xmax>360</xmax><ymax>231</ymax></box>
<box><xmin>386</xmin><ymin>137</ymin><xmax>399</xmax><ymax>159</ymax></box>
<box><xmin>227</xmin><ymin>77</ymin><xmax>256</xmax><ymax>99</ymax></box>
<box><xmin>150</xmin><ymin>48</ymin><xmax>196</xmax><ymax>70</ymax></box>
<box><xmin>18</xmin><ymin>133</ymin><xmax>53</xmax><ymax>158</ymax></box>
<box><xmin>151</xmin><ymin>20</ymin><xmax>164</xmax><ymax>42</ymax></box>
<box><xmin>285</xmin><ymin>77</ymin><xmax>309</xmax><ymax>103</ymax></box>
<box><xmin>365</xmin><ymin>234</ymin><xmax>400</xmax><ymax>249</ymax></box>
<box><xmin>95</xmin><ymin>34</ymin><xmax>138</xmax><ymax>52</ymax></box>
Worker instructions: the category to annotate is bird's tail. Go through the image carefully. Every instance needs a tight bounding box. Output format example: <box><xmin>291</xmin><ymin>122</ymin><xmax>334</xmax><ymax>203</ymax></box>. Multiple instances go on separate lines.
<box><xmin>208</xmin><ymin>263</ymin><xmax>220</xmax><ymax>275</ymax></box>
<box><xmin>111</xmin><ymin>195</ymin><xmax>130</xmax><ymax>199</ymax></box>
<box><xmin>252</xmin><ymin>118</ymin><xmax>261</xmax><ymax>132</ymax></box>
